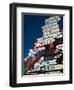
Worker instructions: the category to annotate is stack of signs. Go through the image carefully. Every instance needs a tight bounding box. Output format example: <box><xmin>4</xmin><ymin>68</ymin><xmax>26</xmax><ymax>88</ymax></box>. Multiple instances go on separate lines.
<box><xmin>24</xmin><ymin>16</ymin><xmax>63</xmax><ymax>75</ymax></box>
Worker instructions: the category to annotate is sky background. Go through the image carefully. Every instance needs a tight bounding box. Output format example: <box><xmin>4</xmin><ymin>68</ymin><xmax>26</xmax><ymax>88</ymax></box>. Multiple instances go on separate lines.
<box><xmin>23</xmin><ymin>14</ymin><xmax>63</xmax><ymax>58</ymax></box>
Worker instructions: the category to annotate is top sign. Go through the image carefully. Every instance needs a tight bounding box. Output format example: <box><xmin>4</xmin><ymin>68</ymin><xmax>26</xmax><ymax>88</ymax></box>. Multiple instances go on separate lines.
<box><xmin>45</xmin><ymin>16</ymin><xmax>61</xmax><ymax>24</ymax></box>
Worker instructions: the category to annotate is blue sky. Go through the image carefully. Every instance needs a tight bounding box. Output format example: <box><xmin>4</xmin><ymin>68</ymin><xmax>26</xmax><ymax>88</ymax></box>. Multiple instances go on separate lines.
<box><xmin>23</xmin><ymin>15</ymin><xmax>63</xmax><ymax>58</ymax></box>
